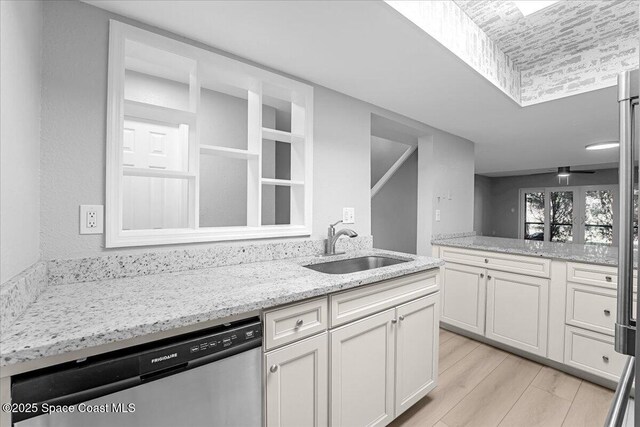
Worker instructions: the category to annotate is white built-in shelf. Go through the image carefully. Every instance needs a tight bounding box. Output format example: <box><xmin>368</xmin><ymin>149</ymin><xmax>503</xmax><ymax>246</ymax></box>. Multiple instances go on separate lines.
<box><xmin>262</xmin><ymin>127</ymin><xmax>304</xmax><ymax>143</ymax></box>
<box><xmin>123</xmin><ymin>167</ymin><xmax>196</xmax><ymax>179</ymax></box>
<box><xmin>200</xmin><ymin>145</ymin><xmax>259</xmax><ymax>159</ymax></box>
<box><xmin>124</xmin><ymin>99</ymin><xmax>196</xmax><ymax>126</ymax></box>
<box><xmin>261</xmin><ymin>178</ymin><xmax>304</xmax><ymax>187</ymax></box>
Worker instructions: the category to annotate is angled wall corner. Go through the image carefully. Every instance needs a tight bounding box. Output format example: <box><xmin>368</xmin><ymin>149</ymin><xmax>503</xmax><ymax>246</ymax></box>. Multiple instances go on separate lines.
<box><xmin>386</xmin><ymin>0</ymin><xmax>521</xmax><ymax>104</ymax></box>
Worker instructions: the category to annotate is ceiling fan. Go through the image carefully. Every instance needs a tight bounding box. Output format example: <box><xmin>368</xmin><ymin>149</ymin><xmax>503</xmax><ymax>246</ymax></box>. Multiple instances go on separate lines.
<box><xmin>556</xmin><ymin>166</ymin><xmax>596</xmax><ymax>177</ymax></box>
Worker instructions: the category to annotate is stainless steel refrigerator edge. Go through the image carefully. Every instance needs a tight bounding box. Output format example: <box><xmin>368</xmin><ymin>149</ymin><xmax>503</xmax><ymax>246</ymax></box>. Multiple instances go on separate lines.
<box><xmin>605</xmin><ymin>69</ymin><xmax>639</xmax><ymax>427</ymax></box>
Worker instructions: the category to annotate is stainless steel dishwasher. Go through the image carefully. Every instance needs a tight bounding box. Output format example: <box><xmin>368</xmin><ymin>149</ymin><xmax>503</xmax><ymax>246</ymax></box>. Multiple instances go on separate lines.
<box><xmin>11</xmin><ymin>317</ymin><xmax>263</xmax><ymax>427</ymax></box>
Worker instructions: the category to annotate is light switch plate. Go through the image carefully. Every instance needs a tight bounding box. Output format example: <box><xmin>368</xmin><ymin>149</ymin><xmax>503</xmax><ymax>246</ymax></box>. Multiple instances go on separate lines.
<box><xmin>435</xmin><ymin>209</ymin><xmax>441</xmax><ymax>222</ymax></box>
<box><xmin>80</xmin><ymin>205</ymin><xmax>104</xmax><ymax>234</ymax></box>
<box><xmin>342</xmin><ymin>207</ymin><xmax>355</xmax><ymax>224</ymax></box>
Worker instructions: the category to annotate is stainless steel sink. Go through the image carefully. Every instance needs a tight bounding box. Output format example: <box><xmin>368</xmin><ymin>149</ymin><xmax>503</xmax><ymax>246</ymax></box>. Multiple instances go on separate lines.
<box><xmin>304</xmin><ymin>255</ymin><xmax>408</xmax><ymax>275</ymax></box>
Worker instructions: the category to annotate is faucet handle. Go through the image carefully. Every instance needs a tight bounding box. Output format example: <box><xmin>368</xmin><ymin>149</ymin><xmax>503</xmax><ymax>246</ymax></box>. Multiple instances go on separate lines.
<box><xmin>330</xmin><ymin>220</ymin><xmax>343</xmax><ymax>228</ymax></box>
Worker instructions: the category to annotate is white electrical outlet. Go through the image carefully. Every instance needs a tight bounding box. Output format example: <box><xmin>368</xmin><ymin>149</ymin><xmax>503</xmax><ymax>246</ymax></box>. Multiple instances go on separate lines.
<box><xmin>80</xmin><ymin>205</ymin><xmax>104</xmax><ymax>234</ymax></box>
<box><xmin>342</xmin><ymin>207</ymin><xmax>355</xmax><ymax>224</ymax></box>
<box><xmin>435</xmin><ymin>209</ymin><xmax>441</xmax><ymax>222</ymax></box>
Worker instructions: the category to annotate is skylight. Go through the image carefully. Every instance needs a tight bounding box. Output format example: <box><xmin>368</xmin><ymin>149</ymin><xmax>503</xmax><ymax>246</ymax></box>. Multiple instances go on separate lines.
<box><xmin>513</xmin><ymin>1</ymin><xmax>559</xmax><ymax>17</ymax></box>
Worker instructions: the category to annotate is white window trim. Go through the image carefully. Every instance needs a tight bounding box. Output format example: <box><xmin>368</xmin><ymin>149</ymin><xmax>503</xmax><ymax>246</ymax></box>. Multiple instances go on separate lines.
<box><xmin>106</xmin><ymin>21</ymin><xmax>314</xmax><ymax>248</ymax></box>
<box><xmin>518</xmin><ymin>184</ymin><xmax>618</xmax><ymax>245</ymax></box>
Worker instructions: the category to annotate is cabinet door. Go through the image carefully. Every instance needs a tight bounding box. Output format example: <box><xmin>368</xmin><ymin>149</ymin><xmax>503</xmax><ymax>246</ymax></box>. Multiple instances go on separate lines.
<box><xmin>441</xmin><ymin>262</ymin><xmax>486</xmax><ymax>334</ymax></box>
<box><xmin>395</xmin><ymin>293</ymin><xmax>439</xmax><ymax>416</ymax></box>
<box><xmin>486</xmin><ymin>270</ymin><xmax>549</xmax><ymax>356</ymax></box>
<box><xmin>265</xmin><ymin>333</ymin><xmax>328</xmax><ymax>427</ymax></box>
<box><xmin>330</xmin><ymin>309</ymin><xmax>395</xmax><ymax>427</ymax></box>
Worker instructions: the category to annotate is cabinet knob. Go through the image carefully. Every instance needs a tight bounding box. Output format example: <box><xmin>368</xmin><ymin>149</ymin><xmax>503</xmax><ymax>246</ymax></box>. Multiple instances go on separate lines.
<box><xmin>399</xmin><ymin>315</ymin><xmax>405</xmax><ymax>321</ymax></box>
<box><xmin>391</xmin><ymin>319</ymin><xmax>398</xmax><ymax>324</ymax></box>
<box><xmin>270</xmin><ymin>365</ymin><xmax>279</xmax><ymax>373</ymax></box>
<box><xmin>487</xmin><ymin>275</ymin><xmax>492</xmax><ymax>280</ymax></box>
<box><xmin>480</xmin><ymin>273</ymin><xmax>485</xmax><ymax>279</ymax></box>
<box><xmin>602</xmin><ymin>355</ymin><xmax>609</xmax><ymax>363</ymax></box>
<box><xmin>295</xmin><ymin>319</ymin><xmax>304</xmax><ymax>328</ymax></box>
<box><xmin>604</xmin><ymin>309</ymin><xmax>611</xmax><ymax>316</ymax></box>
<box><xmin>484</xmin><ymin>258</ymin><xmax>489</xmax><ymax>264</ymax></box>
<box><xmin>605</xmin><ymin>276</ymin><xmax>612</xmax><ymax>282</ymax></box>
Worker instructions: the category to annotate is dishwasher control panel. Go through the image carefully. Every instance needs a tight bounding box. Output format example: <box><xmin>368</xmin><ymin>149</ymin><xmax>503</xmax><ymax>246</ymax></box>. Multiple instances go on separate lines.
<box><xmin>139</xmin><ymin>320</ymin><xmax>262</xmax><ymax>375</ymax></box>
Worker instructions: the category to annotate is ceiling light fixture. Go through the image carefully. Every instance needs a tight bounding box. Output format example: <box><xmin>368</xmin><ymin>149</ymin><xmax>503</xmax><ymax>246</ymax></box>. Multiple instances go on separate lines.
<box><xmin>557</xmin><ymin>166</ymin><xmax>571</xmax><ymax>178</ymax></box>
<box><xmin>513</xmin><ymin>1</ymin><xmax>559</xmax><ymax>17</ymax></box>
<box><xmin>585</xmin><ymin>141</ymin><xmax>620</xmax><ymax>151</ymax></box>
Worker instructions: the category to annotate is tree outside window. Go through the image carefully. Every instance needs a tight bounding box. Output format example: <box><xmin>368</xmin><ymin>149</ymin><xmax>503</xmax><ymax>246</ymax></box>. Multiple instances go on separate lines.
<box><xmin>550</xmin><ymin>191</ymin><xmax>573</xmax><ymax>243</ymax></box>
<box><xmin>584</xmin><ymin>190</ymin><xmax>613</xmax><ymax>245</ymax></box>
<box><xmin>524</xmin><ymin>192</ymin><xmax>544</xmax><ymax>241</ymax></box>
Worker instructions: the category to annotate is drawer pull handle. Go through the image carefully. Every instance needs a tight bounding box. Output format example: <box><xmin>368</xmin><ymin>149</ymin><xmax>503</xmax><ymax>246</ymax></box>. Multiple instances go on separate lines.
<box><xmin>391</xmin><ymin>319</ymin><xmax>398</xmax><ymax>324</ymax></box>
<box><xmin>480</xmin><ymin>273</ymin><xmax>485</xmax><ymax>278</ymax></box>
<box><xmin>605</xmin><ymin>276</ymin><xmax>612</xmax><ymax>282</ymax></box>
<box><xmin>295</xmin><ymin>319</ymin><xmax>304</xmax><ymax>328</ymax></box>
<box><xmin>602</xmin><ymin>355</ymin><xmax>610</xmax><ymax>363</ymax></box>
<box><xmin>484</xmin><ymin>258</ymin><xmax>489</xmax><ymax>264</ymax></box>
<box><xmin>399</xmin><ymin>315</ymin><xmax>405</xmax><ymax>321</ymax></box>
<box><xmin>270</xmin><ymin>365</ymin><xmax>279</xmax><ymax>373</ymax></box>
<box><xmin>604</xmin><ymin>309</ymin><xmax>611</xmax><ymax>316</ymax></box>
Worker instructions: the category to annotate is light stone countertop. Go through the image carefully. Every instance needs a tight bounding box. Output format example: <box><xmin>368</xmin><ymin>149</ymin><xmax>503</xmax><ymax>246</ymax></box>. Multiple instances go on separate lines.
<box><xmin>432</xmin><ymin>235</ymin><xmax>622</xmax><ymax>266</ymax></box>
<box><xmin>0</xmin><ymin>249</ymin><xmax>443</xmax><ymax>367</ymax></box>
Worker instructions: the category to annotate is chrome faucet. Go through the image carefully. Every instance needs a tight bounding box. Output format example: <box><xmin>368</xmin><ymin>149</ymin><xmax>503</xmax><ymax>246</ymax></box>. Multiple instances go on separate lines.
<box><xmin>325</xmin><ymin>220</ymin><xmax>358</xmax><ymax>255</ymax></box>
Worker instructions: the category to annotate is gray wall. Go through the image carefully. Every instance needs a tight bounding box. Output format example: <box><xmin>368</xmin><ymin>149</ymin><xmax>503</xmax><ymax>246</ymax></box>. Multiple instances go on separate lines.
<box><xmin>37</xmin><ymin>0</ymin><xmax>475</xmax><ymax>260</ymax></box>
<box><xmin>418</xmin><ymin>133</ymin><xmax>476</xmax><ymax>254</ymax></box>
<box><xmin>474</xmin><ymin>174</ymin><xmax>492</xmax><ymax>236</ymax></box>
<box><xmin>475</xmin><ymin>168</ymin><xmax>619</xmax><ymax>238</ymax></box>
<box><xmin>1</xmin><ymin>0</ymin><xmax>42</xmax><ymax>283</ymax></box>
<box><xmin>372</xmin><ymin>151</ymin><xmax>418</xmax><ymax>254</ymax></box>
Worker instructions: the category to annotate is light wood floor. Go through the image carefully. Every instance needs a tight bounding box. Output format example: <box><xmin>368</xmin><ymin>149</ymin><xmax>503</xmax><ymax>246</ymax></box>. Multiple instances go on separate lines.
<box><xmin>390</xmin><ymin>329</ymin><xmax>615</xmax><ymax>427</ymax></box>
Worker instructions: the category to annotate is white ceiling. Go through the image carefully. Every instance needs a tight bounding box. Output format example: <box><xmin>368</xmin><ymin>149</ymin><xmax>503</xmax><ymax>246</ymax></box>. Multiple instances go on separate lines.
<box><xmin>84</xmin><ymin>0</ymin><xmax>621</xmax><ymax>175</ymax></box>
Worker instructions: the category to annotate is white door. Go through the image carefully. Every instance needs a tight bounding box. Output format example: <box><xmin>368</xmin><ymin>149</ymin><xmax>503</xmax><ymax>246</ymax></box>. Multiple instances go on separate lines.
<box><xmin>485</xmin><ymin>269</ymin><xmax>549</xmax><ymax>356</ymax></box>
<box><xmin>122</xmin><ymin>119</ymin><xmax>189</xmax><ymax>230</ymax></box>
<box><xmin>265</xmin><ymin>333</ymin><xmax>328</xmax><ymax>427</ymax></box>
<box><xmin>441</xmin><ymin>262</ymin><xmax>486</xmax><ymax>335</ymax></box>
<box><xmin>330</xmin><ymin>309</ymin><xmax>396</xmax><ymax>427</ymax></box>
<box><xmin>395</xmin><ymin>293</ymin><xmax>439</xmax><ymax>416</ymax></box>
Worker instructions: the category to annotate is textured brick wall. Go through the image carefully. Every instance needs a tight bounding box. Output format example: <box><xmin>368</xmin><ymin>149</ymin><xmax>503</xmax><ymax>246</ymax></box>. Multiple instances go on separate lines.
<box><xmin>388</xmin><ymin>0</ymin><xmax>638</xmax><ymax>106</ymax></box>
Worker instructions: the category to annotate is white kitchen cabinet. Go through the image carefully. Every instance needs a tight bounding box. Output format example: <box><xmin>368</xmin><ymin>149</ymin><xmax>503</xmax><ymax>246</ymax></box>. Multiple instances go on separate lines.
<box><xmin>265</xmin><ymin>333</ymin><xmax>328</xmax><ymax>427</ymax></box>
<box><xmin>439</xmin><ymin>246</ymin><xmax>550</xmax><ymax>278</ymax></box>
<box><xmin>485</xmin><ymin>269</ymin><xmax>549</xmax><ymax>357</ymax></box>
<box><xmin>264</xmin><ymin>297</ymin><xmax>328</xmax><ymax>350</ymax></box>
<box><xmin>395</xmin><ymin>294</ymin><xmax>439</xmax><ymax>416</ymax></box>
<box><xmin>441</xmin><ymin>262</ymin><xmax>486</xmax><ymax>335</ymax></box>
<box><xmin>564</xmin><ymin>326</ymin><xmax>628</xmax><ymax>382</ymax></box>
<box><xmin>330</xmin><ymin>309</ymin><xmax>396</xmax><ymax>427</ymax></box>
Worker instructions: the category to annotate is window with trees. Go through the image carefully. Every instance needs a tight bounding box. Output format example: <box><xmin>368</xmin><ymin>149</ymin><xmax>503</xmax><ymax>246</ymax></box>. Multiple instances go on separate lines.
<box><xmin>523</xmin><ymin>191</ymin><xmax>544</xmax><ymax>241</ymax></box>
<box><xmin>520</xmin><ymin>185</ymin><xmax>617</xmax><ymax>246</ymax></box>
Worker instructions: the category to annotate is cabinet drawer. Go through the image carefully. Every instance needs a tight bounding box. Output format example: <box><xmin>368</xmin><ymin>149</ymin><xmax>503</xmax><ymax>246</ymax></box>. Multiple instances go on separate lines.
<box><xmin>440</xmin><ymin>247</ymin><xmax>550</xmax><ymax>278</ymax></box>
<box><xmin>566</xmin><ymin>283</ymin><xmax>637</xmax><ymax>336</ymax></box>
<box><xmin>566</xmin><ymin>263</ymin><xmax>618</xmax><ymax>289</ymax></box>
<box><xmin>264</xmin><ymin>297</ymin><xmax>328</xmax><ymax>350</ymax></box>
<box><xmin>566</xmin><ymin>283</ymin><xmax>616</xmax><ymax>335</ymax></box>
<box><xmin>330</xmin><ymin>270</ymin><xmax>439</xmax><ymax>328</ymax></box>
<box><xmin>564</xmin><ymin>326</ymin><xmax>628</xmax><ymax>382</ymax></box>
